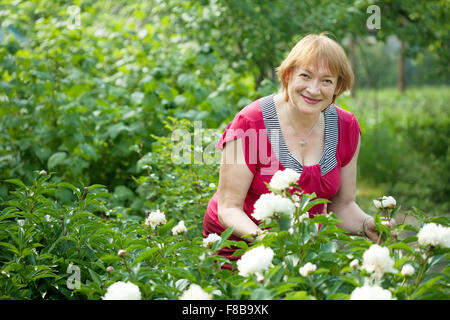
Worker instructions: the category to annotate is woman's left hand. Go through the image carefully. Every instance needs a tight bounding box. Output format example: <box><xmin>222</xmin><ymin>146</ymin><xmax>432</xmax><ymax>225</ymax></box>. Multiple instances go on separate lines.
<box><xmin>364</xmin><ymin>217</ymin><xmax>396</xmax><ymax>242</ymax></box>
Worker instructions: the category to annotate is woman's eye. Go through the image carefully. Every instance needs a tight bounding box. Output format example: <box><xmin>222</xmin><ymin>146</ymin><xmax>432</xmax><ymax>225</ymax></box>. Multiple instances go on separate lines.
<box><xmin>300</xmin><ymin>74</ymin><xmax>309</xmax><ymax>79</ymax></box>
<box><xmin>324</xmin><ymin>79</ymin><xmax>333</xmax><ymax>84</ymax></box>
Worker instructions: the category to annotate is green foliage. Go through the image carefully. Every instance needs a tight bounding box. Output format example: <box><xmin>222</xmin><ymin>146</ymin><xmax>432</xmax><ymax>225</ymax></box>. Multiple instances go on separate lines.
<box><xmin>0</xmin><ymin>0</ymin><xmax>448</xmax><ymax>300</ymax></box>
<box><xmin>0</xmin><ymin>0</ymin><xmax>257</xmax><ymax>192</ymax></box>
<box><xmin>337</xmin><ymin>87</ymin><xmax>450</xmax><ymax>213</ymax></box>
<box><xmin>1</xmin><ymin>172</ymin><xmax>448</xmax><ymax>300</ymax></box>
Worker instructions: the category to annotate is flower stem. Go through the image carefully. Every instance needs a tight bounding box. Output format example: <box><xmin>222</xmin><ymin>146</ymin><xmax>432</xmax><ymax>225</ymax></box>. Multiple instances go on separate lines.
<box><xmin>414</xmin><ymin>249</ymin><xmax>432</xmax><ymax>290</ymax></box>
<box><xmin>309</xmin><ymin>277</ymin><xmax>317</xmax><ymax>299</ymax></box>
<box><xmin>121</xmin><ymin>257</ymin><xmax>135</xmax><ymax>281</ymax></box>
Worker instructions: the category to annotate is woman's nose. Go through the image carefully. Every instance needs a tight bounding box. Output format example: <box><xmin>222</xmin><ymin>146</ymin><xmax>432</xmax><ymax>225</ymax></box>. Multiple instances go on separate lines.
<box><xmin>306</xmin><ymin>81</ymin><xmax>321</xmax><ymax>96</ymax></box>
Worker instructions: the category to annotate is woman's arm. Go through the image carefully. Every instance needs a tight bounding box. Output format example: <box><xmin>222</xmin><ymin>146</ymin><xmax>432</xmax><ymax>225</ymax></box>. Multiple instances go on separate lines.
<box><xmin>217</xmin><ymin>138</ymin><xmax>260</xmax><ymax>242</ymax></box>
<box><xmin>328</xmin><ymin>135</ymin><xmax>391</xmax><ymax>241</ymax></box>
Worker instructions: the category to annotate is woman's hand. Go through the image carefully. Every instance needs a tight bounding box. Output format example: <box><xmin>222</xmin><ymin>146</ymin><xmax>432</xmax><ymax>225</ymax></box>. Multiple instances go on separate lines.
<box><xmin>248</xmin><ymin>228</ymin><xmax>270</xmax><ymax>244</ymax></box>
<box><xmin>363</xmin><ymin>216</ymin><xmax>396</xmax><ymax>243</ymax></box>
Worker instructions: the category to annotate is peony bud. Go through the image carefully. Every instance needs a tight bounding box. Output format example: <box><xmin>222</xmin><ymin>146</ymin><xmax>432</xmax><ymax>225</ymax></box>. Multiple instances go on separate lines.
<box><xmin>381</xmin><ymin>196</ymin><xmax>396</xmax><ymax>208</ymax></box>
<box><xmin>299</xmin><ymin>262</ymin><xmax>317</xmax><ymax>277</ymax></box>
<box><xmin>373</xmin><ymin>196</ymin><xmax>396</xmax><ymax>209</ymax></box>
<box><xmin>350</xmin><ymin>259</ymin><xmax>359</xmax><ymax>269</ymax></box>
<box><xmin>39</xmin><ymin>170</ymin><xmax>47</xmax><ymax>175</ymax></box>
<box><xmin>401</xmin><ymin>264</ymin><xmax>415</xmax><ymax>277</ymax></box>
<box><xmin>106</xmin><ymin>266</ymin><xmax>114</xmax><ymax>273</ymax></box>
<box><xmin>118</xmin><ymin>249</ymin><xmax>126</xmax><ymax>257</ymax></box>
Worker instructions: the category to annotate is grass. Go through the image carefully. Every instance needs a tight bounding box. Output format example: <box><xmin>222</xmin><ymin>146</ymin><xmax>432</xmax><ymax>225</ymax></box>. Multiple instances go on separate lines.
<box><xmin>336</xmin><ymin>86</ymin><xmax>450</xmax><ymax>216</ymax></box>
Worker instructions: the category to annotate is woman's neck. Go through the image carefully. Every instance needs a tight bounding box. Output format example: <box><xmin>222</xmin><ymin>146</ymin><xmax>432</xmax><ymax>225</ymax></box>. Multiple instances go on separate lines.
<box><xmin>274</xmin><ymin>92</ymin><xmax>323</xmax><ymax>131</ymax></box>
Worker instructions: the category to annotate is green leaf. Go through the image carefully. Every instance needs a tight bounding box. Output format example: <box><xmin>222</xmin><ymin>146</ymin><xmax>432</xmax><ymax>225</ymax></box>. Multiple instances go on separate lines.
<box><xmin>220</xmin><ymin>227</ymin><xmax>234</xmax><ymax>241</ymax></box>
<box><xmin>284</xmin><ymin>291</ymin><xmax>312</xmax><ymax>300</ymax></box>
<box><xmin>71</xmin><ymin>211</ymin><xmax>97</xmax><ymax>221</ymax></box>
<box><xmin>135</xmin><ymin>248</ymin><xmax>159</xmax><ymax>263</ymax></box>
<box><xmin>88</xmin><ymin>268</ymin><xmax>101</xmax><ymax>285</ymax></box>
<box><xmin>389</xmin><ymin>242</ymin><xmax>416</xmax><ymax>255</ymax></box>
<box><xmin>4</xmin><ymin>179</ymin><xmax>27</xmax><ymax>190</ymax></box>
<box><xmin>278</xmin><ymin>215</ymin><xmax>292</xmax><ymax>231</ymax></box>
<box><xmin>250</xmin><ymin>288</ymin><xmax>272</xmax><ymax>300</ymax></box>
<box><xmin>87</xmin><ymin>184</ymin><xmax>107</xmax><ymax>191</ymax></box>
<box><xmin>266</xmin><ymin>265</ymin><xmax>284</xmax><ymax>284</ymax></box>
<box><xmin>107</xmin><ymin>123</ymin><xmax>129</xmax><ymax>139</ymax></box>
<box><xmin>0</xmin><ymin>242</ymin><xmax>20</xmax><ymax>255</ymax></box>
<box><xmin>47</xmin><ymin>152</ymin><xmax>67</xmax><ymax>169</ymax></box>
<box><xmin>99</xmin><ymin>254</ymin><xmax>122</xmax><ymax>263</ymax></box>
<box><xmin>412</xmin><ymin>276</ymin><xmax>443</xmax><ymax>299</ymax></box>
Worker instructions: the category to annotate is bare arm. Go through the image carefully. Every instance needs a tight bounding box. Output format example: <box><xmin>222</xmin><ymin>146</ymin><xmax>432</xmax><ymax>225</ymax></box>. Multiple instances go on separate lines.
<box><xmin>328</xmin><ymin>135</ymin><xmax>395</xmax><ymax>241</ymax></box>
<box><xmin>217</xmin><ymin>138</ymin><xmax>260</xmax><ymax>242</ymax></box>
<box><xmin>328</xmin><ymin>136</ymin><xmax>371</xmax><ymax>236</ymax></box>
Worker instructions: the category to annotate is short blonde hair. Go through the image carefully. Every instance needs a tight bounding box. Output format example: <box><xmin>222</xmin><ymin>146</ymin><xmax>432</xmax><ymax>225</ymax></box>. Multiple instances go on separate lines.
<box><xmin>276</xmin><ymin>32</ymin><xmax>354</xmax><ymax>102</ymax></box>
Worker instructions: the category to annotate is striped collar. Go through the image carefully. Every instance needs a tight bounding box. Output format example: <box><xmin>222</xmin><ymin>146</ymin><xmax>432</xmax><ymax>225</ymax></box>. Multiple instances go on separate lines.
<box><xmin>260</xmin><ymin>94</ymin><xmax>338</xmax><ymax>176</ymax></box>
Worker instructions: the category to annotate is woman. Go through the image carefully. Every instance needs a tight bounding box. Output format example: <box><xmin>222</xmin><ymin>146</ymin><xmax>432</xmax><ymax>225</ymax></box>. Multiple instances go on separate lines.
<box><xmin>202</xmin><ymin>33</ymin><xmax>394</xmax><ymax>266</ymax></box>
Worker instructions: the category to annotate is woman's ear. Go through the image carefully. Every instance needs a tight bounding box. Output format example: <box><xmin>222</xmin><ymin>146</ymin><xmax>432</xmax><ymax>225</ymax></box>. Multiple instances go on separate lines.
<box><xmin>283</xmin><ymin>68</ymin><xmax>293</xmax><ymax>102</ymax></box>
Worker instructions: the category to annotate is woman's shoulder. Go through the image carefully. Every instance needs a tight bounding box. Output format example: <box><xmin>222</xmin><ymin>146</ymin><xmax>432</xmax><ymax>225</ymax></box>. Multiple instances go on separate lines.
<box><xmin>235</xmin><ymin>96</ymin><xmax>265</xmax><ymax>123</ymax></box>
<box><xmin>333</xmin><ymin>104</ymin><xmax>359</xmax><ymax>126</ymax></box>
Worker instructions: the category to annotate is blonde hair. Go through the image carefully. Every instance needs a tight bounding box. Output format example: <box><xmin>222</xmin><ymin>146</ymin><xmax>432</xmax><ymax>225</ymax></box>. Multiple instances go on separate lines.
<box><xmin>276</xmin><ymin>32</ymin><xmax>354</xmax><ymax>103</ymax></box>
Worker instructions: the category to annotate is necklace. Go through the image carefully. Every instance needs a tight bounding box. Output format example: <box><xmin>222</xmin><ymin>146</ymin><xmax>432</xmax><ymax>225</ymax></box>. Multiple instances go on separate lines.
<box><xmin>299</xmin><ymin>114</ymin><xmax>321</xmax><ymax>147</ymax></box>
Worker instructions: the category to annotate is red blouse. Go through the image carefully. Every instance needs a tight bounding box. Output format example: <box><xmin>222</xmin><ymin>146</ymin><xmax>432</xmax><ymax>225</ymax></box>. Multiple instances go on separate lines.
<box><xmin>203</xmin><ymin>94</ymin><xmax>361</xmax><ymax>260</ymax></box>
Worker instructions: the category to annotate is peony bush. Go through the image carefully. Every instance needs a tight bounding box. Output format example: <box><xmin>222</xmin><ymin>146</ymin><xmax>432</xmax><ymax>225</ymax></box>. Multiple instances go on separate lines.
<box><xmin>0</xmin><ymin>170</ymin><xmax>448</xmax><ymax>300</ymax></box>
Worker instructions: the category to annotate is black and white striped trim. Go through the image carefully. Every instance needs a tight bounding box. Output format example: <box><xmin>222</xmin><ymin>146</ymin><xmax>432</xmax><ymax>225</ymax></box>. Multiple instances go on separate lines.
<box><xmin>260</xmin><ymin>94</ymin><xmax>338</xmax><ymax>176</ymax></box>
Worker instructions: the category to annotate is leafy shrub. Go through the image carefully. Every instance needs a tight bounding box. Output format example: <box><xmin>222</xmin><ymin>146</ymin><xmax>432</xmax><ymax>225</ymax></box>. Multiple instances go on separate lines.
<box><xmin>0</xmin><ymin>171</ymin><xmax>448</xmax><ymax>300</ymax></box>
<box><xmin>337</xmin><ymin>87</ymin><xmax>450</xmax><ymax>213</ymax></box>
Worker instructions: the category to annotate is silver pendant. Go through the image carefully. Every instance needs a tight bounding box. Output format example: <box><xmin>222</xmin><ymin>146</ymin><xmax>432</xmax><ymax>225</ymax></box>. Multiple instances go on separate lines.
<box><xmin>299</xmin><ymin>140</ymin><xmax>307</xmax><ymax>147</ymax></box>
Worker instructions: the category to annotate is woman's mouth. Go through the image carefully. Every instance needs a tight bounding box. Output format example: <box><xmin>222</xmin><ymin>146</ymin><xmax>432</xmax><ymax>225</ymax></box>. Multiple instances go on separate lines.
<box><xmin>301</xmin><ymin>95</ymin><xmax>321</xmax><ymax>104</ymax></box>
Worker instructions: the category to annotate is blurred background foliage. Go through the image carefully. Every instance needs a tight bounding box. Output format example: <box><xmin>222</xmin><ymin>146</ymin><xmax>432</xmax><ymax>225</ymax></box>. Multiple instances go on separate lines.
<box><xmin>0</xmin><ymin>0</ymin><xmax>449</xmax><ymax>218</ymax></box>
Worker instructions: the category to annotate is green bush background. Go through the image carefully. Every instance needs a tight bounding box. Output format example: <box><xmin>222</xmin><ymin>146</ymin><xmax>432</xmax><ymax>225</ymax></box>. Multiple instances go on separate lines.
<box><xmin>0</xmin><ymin>0</ymin><xmax>449</xmax><ymax>300</ymax></box>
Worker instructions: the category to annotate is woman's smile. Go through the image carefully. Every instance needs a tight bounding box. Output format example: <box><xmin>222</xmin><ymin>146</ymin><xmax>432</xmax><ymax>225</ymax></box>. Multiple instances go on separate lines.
<box><xmin>301</xmin><ymin>94</ymin><xmax>321</xmax><ymax>105</ymax></box>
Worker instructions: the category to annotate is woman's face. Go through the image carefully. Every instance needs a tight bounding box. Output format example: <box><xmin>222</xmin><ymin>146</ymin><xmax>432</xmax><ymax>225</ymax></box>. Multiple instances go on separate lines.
<box><xmin>286</xmin><ymin>64</ymin><xmax>338</xmax><ymax>115</ymax></box>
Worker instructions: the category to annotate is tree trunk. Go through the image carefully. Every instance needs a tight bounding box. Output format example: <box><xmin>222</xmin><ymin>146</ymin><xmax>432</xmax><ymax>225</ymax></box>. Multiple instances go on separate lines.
<box><xmin>349</xmin><ymin>35</ymin><xmax>357</xmax><ymax>97</ymax></box>
<box><xmin>398</xmin><ymin>39</ymin><xmax>406</xmax><ymax>92</ymax></box>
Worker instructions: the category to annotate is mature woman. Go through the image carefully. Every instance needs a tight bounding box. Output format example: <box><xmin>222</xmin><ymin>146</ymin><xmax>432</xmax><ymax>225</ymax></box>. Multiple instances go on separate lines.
<box><xmin>203</xmin><ymin>33</ymin><xmax>394</xmax><ymax>266</ymax></box>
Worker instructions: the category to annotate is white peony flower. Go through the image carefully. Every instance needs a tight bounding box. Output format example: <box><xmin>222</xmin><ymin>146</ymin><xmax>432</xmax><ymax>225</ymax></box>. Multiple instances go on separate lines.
<box><xmin>179</xmin><ymin>284</ymin><xmax>212</xmax><ymax>300</ymax></box>
<box><xmin>171</xmin><ymin>220</ymin><xmax>187</xmax><ymax>235</ymax></box>
<box><xmin>103</xmin><ymin>281</ymin><xmax>141</xmax><ymax>300</ymax></box>
<box><xmin>117</xmin><ymin>249</ymin><xmax>126</xmax><ymax>257</ymax></box>
<box><xmin>350</xmin><ymin>284</ymin><xmax>393</xmax><ymax>300</ymax></box>
<box><xmin>252</xmin><ymin>193</ymin><xmax>295</xmax><ymax>221</ymax></box>
<box><xmin>237</xmin><ymin>246</ymin><xmax>274</xmax><ymax>277</ymax></box>
<box><xmin>299</xmin><ymin>262</ymin><xmax>317</xmax><ymax>277</ymax></box>
<box><xmin>361</xmin><ymin>244</ymin><xmax>397</xmax><ymax>279</ymax></box>
<box><xmin>417</xmin><ymin>223</ymin><xmax>450</xmax><ymax>248</ymax></box>
<box><xmin>203</xmin><ymin>233</ymin><xmax>222</xmax><ymax>247</ymax></box>
<box><xmin>373</xmin><ymin>196</ymin><xmax>396</xmax><ymax>209</ymax></box>
<box><xmin>145</xmin><ymin>209</ymin><xmax>167</xmax><ymax>228</ymax></box>
<box><xmin>269</xmin><ymin>169</ymin><xmax>301</xmax><ymax>191</ymax></box>
<box><xmin>373</xmin><ymin>200</ymin><xmax>382</xmax><ymax>209</ymax></box>
<box><xmin>401</xmin><ymin>264</ymin><xmax>415</xmax><ymax>277</ymax></box>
